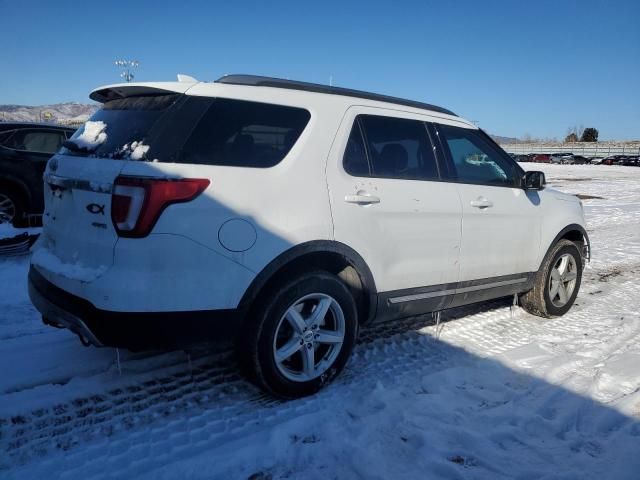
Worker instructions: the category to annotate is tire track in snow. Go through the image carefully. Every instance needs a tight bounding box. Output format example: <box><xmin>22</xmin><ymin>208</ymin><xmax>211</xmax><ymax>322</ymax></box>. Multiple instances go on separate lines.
<box><xmin>0</xmin><ymin>298</ymin><xmax>512</xmax><ymax>473</ymax></box>
<box><xmin>2</xmin><ymin>262</ymin><xmax>639</xmax><ymax>477</ymax></box>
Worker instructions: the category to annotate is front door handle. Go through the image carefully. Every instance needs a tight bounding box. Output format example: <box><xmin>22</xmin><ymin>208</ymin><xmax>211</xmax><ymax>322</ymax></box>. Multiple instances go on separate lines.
<box><xmin>470</xmin><ymin>197</ymin><xmax>493</xmax><ymax>209</ymax></box>
<box><xmin>345</xmin><ymin>191</ymin><xmax>381</xmax><ymax>205</ymax></box>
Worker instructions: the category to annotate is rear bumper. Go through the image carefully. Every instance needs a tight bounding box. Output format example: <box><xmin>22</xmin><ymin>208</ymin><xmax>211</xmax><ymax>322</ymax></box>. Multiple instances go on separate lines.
<box><xmin>28</xmin><ymin>266</ymin><xmax>241</xmax><ymax>351</ymax></box>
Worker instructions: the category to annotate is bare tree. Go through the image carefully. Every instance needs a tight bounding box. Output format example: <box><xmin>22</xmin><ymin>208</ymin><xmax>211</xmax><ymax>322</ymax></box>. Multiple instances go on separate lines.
<box><xmin>565</xmin><ymin>132</ymin><xmax>578</xmax><ymax>143</ymax></box>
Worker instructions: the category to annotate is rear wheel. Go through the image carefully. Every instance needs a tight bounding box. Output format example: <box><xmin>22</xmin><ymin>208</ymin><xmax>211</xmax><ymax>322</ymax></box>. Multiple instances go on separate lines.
<box><xmin>520</xmin><ymin>239</ymin><xmax>583</xmax><ymax>318</ymax></box>
<box><xmin>238</xmin><ymin>271</ymin><xmax>358</xmax><ymax>398</ymax></box>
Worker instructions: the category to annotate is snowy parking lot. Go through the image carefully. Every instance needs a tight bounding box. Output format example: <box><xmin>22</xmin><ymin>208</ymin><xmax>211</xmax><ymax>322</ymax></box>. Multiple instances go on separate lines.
<box><xmin>1</xmin><ymin>164</ymin><xmax>639</xmax><ymax>479</ymax></box>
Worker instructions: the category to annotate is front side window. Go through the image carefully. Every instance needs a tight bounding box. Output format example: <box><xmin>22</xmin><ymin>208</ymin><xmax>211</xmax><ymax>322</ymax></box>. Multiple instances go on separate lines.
<box><xmin>180</xmin><ymin>98</ymin><xmax>311</xmax><ymax>168</ymax></box>
<box><xmin>0</xmin><ymin>130</ymin><xmax>14</xmax><ymax>146</ymax></box>
<box><xmin>2</xmin><ymin>129</ymin><xmax>65</xmax><ymax>154</ymax></box>
<box><xmin>343</xmin><ymin>114</ymin><xmax>439</xmax><ymax>181</ymax></box>
<box><xmin>438</xmin><ymin>124</ymin><xmax>518</xmax><ymax>187</ymax></box>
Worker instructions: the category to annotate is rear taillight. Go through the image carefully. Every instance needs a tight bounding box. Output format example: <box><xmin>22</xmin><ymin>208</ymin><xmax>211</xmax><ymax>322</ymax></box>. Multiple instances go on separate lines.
<box><xmin>112</xmin><ymin>176</ymin><xmax>210</xmax><ymax>237</ymax></box>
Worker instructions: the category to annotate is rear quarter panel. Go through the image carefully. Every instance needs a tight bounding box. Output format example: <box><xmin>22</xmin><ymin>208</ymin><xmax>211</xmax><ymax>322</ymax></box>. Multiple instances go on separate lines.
<box><xmin>119</xmin><ymin>85</ymin><xmax>347</xmax><ymax>276</ymax></box>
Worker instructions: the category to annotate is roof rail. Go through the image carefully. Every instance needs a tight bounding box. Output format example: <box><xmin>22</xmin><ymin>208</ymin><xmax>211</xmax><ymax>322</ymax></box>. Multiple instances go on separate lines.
<box><xmin>215</xmin><ymin>74</ymin><xmax>456</xmax><ymax>117</ymax></box>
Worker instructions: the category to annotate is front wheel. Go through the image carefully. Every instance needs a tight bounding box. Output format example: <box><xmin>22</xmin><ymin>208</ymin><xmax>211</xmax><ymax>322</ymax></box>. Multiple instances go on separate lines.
<box><xmin>238</xmin><ymin>271</ymin><xmax>358</xmax><ymax>398</ymax></box>
<box><xmin>520</xmin><ymin>239</ymin><xmax>583</xmax><ymax>318</ymax></box>
<box><xmin>0</xmin><ymin>189</ymin><xmax>24</xmax><ymax>225</ymax></box>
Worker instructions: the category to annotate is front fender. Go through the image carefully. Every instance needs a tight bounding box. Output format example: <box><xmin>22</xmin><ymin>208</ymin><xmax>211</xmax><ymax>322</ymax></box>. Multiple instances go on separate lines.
<box><xmin>539</xmin><ymin>223</ymin><xmax>590</xmax><ymax>270</ymax></box>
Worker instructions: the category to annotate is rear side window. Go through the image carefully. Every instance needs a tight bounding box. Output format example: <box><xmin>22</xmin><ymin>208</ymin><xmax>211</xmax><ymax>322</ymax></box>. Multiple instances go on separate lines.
<box><xmin>343</xmin><ymin>115</ymin><xmax>439</xmax><ymax>181</ymax></box>
<box><xmin>180</xmin><ymin>99</ymin><xmax>311</xmax><ymax>167</ymax></box>
<box><xmin>438</xmin><ymin>124</ymin><xmax>518</xmax><ymax>187</ymax></box>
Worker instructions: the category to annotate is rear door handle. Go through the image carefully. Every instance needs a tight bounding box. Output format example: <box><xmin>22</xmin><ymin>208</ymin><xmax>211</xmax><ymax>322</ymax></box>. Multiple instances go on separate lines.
<box><xmin>345</xmin><ymin>192</ymin><xmax>380</xmax><ymax>205</ymax></box>
<box><xmin>470</xmin><ymin>197</ymin><xmax>493</xmax><ymax>209</ymax></box>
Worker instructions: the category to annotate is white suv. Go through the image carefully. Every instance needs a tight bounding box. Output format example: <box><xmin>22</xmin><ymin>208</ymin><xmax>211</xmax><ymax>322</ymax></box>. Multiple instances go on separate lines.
<box><xmin>29</xmin><ymin>75</ymin><xmax>589</xmax><ymax>397</ymax></box>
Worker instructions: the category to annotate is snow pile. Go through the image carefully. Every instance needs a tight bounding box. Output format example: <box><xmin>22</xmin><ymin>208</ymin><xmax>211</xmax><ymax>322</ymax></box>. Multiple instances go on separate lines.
<box><xmin>31</xmin><ymin>247</ymin><xmax>107</xmax><ymax>282</ymax></box>
<box><xmin>67</xmin><ymin>121</ymin><xmax>107</xmax><ymax>150</ymax></box>
<box><xmin>0</xmin><ymin>223</ymin><xmax>41</xmax><ymax>240</ymax></box>
<box><xmin>88</xmin><ymin>181</ymin><xmax>112</xmax><ymax>193</ymax></box>
<box><xmin>0</xmin><ymin>223</ymin><xmax>21</xmax><ymax>239</ymax></box>
<box><xmin>118</xmin><ymin>141</ymin><xmax>150</xmax><ymax>161</ymax></box>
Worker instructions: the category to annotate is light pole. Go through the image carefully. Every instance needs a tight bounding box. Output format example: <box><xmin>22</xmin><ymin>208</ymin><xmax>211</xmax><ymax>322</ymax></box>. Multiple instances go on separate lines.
<box><xmin>114</xmin><ymin>59</ymin><xmax>140</xmax><ymax>82</ymax></box>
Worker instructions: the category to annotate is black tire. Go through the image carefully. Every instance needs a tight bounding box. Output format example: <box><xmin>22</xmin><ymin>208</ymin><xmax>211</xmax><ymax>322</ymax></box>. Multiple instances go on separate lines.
<box><xmin>238</xmin><ymin>271</ymin><xmax>358</xmax><ymax>398</ymax></box>
<box><xmin>520</xmin><ymin>239</ymin><xmax>583</xmax><ymax>318</ymax></box>
<box><xmin>0</xmin><ymin>187</ymin><xmax>25</xmax><ymax>227</ymax></box>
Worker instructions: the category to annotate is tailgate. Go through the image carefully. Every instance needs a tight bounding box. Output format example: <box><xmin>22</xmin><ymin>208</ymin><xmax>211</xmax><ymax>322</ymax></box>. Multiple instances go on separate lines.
<box><xmin>33</xmin><ymin>155</ymin><xmax>128</xmax><ymax>282</ymax></box>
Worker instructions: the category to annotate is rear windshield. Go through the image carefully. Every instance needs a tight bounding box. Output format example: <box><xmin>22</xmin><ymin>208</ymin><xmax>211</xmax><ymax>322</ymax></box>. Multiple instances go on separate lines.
<box><xmin>62</xmin><ymin>95</ymin><xmax>179</xmax><ymax>159</ymax></box>
<box><xmin>61</xmin><ymin>94</ymin><xmax>311</xmax><ymax>167</ymax></box>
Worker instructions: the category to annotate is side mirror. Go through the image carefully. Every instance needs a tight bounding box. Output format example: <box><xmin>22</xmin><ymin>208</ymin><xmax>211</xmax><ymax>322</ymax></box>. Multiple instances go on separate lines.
<box><xmin>522</xmin><ymin>171</ymin><xmax>546</xmax><ymax>190</ymax></box>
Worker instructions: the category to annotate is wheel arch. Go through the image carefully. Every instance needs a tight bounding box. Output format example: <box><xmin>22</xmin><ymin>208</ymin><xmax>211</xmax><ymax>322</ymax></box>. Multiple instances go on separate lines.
<box><xmin>237</xmin><ymin>240</ymin><xmax>378</xmax><ymax>327</ymax></box>
<box><xmin>0</xmin><ymin>175</ymin><xmax>31</xmax><ymax>207</ymax></box>
<box><xmin>540</xmin><ymin>224</ymin><xmax>590</xmax><ymax>270</ymax></box>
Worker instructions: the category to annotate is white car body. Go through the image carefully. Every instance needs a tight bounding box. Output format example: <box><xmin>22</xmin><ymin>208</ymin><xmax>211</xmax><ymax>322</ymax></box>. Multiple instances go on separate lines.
<box><xmin>28</xmin><ymin>75</ymin><xmax>589</xmax><ymax>351</ymax></box>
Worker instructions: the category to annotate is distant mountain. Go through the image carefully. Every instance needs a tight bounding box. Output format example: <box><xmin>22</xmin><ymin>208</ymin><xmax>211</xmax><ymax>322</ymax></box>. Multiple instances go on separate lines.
<box><xmin>0</xmin><ymin>103</ymin><xmax>98</xmax><ymax>126</ymax></box>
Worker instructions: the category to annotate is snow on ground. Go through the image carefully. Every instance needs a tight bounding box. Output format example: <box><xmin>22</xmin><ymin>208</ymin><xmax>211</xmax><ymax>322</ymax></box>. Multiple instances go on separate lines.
<box><xmin>1</xmin><ymin>164</ymin><xmax>639</xmax><ymax>479</ymax></box>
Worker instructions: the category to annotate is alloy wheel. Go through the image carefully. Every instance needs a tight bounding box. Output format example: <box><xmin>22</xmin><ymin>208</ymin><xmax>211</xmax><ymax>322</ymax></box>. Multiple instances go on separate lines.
<box><xmin>272</xmin><ymin>293</ymin><xmax>345</xmax><ymax>382</ymax></box>
<box><xmin>548</xmin><ymin>253</ymin><xmax>578</xmax><ymax>307</ymax></box>
<box><xmin>0</xmin><ymin>193</ymin><xmax>16</xmax><ymax>223</ymax></box>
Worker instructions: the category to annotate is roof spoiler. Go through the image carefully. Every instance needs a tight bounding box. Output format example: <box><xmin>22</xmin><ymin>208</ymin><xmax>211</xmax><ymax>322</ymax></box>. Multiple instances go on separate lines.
<box><xmin>90</xmin><ymin>79</ymin><xmax>199</xmax><ymax>103</ymax></box>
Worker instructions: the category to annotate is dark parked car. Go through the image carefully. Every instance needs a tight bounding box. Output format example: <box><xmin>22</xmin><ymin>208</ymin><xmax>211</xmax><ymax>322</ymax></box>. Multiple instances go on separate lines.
<box><xmin>602</xmin><ymin>155</ymin><xmax>625</xmax><ymax>166</ymax></box>
<box><xmin>571</xmin><ymin>155</ymin><xmax>590</xmax><ymax>165</ymax></box>
<box><xmin>619</xmin><ymin>155</ymin><xmax>640</xmax><ymax>167</ymax></box>
<box><xmin>515</xmin><ymin>154</ymin><xmax>531</xmax><ymax>162</ymax></box>
<box><xmin>0</xmin><ymin>123</ymin><xmax>76</xmax><ymax>225</ymax></box>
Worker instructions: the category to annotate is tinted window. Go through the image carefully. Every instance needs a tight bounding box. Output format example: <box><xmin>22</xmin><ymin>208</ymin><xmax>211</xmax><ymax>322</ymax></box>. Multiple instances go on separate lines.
<box><xmin>0</xmin><ymin>130</ymin><xmax>14</xmax><ymax>146</ymax></box>
<box><xmin>3</xmin><ymin>129</ymin><xmax>65</xmax><ymax>154</ymax></box>
<box><xmin>62</xmin><ymin>94</ymin><xmax>180</xmax><ymax>158</ymax></box>
<box><xmin>439</xmin><ymin>125</ymin><xmax>518</xmax><ymax>186</ymax></box>
<box><xmin>180</xmin><ymin>99</ymin><xmax>311</xmax><ymax>168</ymax></box>
<box><xmin>358</xmin><ymin>115</ymin><xmax>438</xmax><ymax>180</ymax></box>
<box><xmin>342</xmin><ymin>120</ymin><xmax>369</xmax><ymax>176</ymax></box>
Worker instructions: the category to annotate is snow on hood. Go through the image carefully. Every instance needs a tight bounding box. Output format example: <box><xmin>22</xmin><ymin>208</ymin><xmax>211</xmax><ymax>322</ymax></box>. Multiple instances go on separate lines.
<box><xmin>68</xmin><ymin>121</ymin><xmax>108</xmax><ymax>150</ymax></box>
<box><xmin>31</xmin><ymin>247</ymin><xmax>107</xmax><ymax>283</ymax></box>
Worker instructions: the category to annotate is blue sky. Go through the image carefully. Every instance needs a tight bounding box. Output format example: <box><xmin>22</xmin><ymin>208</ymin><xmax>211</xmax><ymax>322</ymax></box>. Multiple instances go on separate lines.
<box><xmin>1</xmin><ymin>0</ymin><xmax>638</xmax><ymax>140</ymax></box>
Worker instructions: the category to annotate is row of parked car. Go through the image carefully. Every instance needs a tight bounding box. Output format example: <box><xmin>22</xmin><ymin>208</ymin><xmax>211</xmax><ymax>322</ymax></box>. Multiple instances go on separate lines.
<box><xmin>508</xmin><ymin>152</ymin><xmax>640</xmax><ymax>166</ymax></box>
